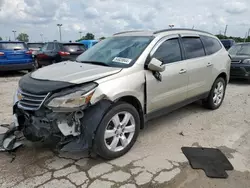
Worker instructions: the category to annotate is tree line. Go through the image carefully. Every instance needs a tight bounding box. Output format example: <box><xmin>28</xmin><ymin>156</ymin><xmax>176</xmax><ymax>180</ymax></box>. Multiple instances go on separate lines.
<box><xmin>215</xmin><ymin>34</ymin><xmax>250</xmax><ymax>43</ymax></box>
<box><xmin>1</xmin><ymin>32</ymin><xmax>248</xmax><ymax>43</ymax></box>
<box><xmin>0</xmin><ymin>32</ymin><xmax>105</xmax><ymax>42</ymax></box>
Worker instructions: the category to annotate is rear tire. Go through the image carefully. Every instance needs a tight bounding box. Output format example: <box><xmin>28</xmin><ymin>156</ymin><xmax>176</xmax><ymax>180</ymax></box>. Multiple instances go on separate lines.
<box><xmin>94</xmin><ymin>102</ymin><xmax>140</xmax><ymax>160</ymax></box>
<box><xmin>203</xmin><ymin>77</ymin><xmax>226</xmax><ymax>110</ymax></box>
<box><xmin>51</xmin><ymin>59</ymin><xmax>56</xmax><ymax>64</ymax></box>
<box><xmin>34</xmin><ymin>58</ymin><xmax>40</xmax><ymax>69</ymax></box>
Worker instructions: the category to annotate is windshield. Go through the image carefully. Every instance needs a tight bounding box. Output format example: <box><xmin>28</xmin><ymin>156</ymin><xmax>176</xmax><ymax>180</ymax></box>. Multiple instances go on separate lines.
<box><xmin>0</xmin><ymin>42</ymin><xmax>26</xmax><ymax>50</ymax></box>
<box><xmin>228</xmin><ymin>44</ymin><xmax>250</xmax><ymax>56</ymax></box>
<box><xmin>27</xmin><ymin>43</ymin><xmax>44</xmax><ymax>48</ymax></box>
<box><xmin>76</xmin><ymin>36</ymin><xmax>154</xmax><ymax>67</ymax></box>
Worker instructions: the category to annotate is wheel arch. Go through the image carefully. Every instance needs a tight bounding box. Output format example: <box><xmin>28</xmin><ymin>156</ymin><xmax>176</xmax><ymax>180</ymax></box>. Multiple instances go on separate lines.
<box><xmin>116</xmin><ymin>96</ymin><xmax>145</xmax><ymax>129</ymax></box>
<box><xmin>216</xmin><ymin>72</ymin><xmax>228</xmax><ymax>85</ymax></box>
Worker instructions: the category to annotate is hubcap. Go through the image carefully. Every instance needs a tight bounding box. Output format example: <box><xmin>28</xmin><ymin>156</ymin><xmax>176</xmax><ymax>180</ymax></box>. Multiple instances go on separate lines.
<box><xmin>213</xmin><ymin>81</ymin><xmax>224</xmax><ymax>106</ymax></box>
<box><xmin>104</xmin><ymin>111</ymin><xmax>135</xmax><ymax>152</ymax></box>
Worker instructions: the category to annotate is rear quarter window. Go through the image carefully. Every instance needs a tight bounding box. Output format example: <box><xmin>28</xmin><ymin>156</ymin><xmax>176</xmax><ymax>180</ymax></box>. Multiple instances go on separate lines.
<box><xmin>201</xmin><ymin>36</ymin><xmax>222</xmax><ymax>55</ymax></box>
<box><xmin>0</xmin><ymin>42</ymin><xmax>26</xmax><ymax>50</ymax></box>
<box><xmin>182</xmin><ymin>37</ymin><xmax>206</xmax><ymax>59</ymax></box>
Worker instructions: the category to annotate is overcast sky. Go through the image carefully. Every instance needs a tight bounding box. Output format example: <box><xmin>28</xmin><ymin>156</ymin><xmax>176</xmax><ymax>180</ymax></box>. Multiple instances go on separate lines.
<box><xmin>0</xmin><ymin>0</ymin><xmax>249</xmax><ymax>42</ymax></box>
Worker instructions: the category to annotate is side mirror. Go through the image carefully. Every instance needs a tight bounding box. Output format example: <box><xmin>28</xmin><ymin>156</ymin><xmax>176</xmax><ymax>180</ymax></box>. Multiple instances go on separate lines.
<box><xmin>148</xmin><ymin>58</ymin><xmax>165</xmax><ymax>72</ymax></box>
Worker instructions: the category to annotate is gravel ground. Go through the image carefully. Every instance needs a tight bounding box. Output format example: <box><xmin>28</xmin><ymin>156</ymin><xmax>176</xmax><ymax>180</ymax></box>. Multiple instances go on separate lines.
<box><xmin>0</xmin><ymin>72</ymin><xmax>250</xmax><ymax>188</ymax></box>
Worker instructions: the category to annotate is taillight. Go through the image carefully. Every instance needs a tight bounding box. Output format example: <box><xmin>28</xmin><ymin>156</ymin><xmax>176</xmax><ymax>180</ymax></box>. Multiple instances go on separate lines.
<box><xmin>58</xmin><ymin>51</ymin><xmax>70</xmax><ymax>56</ymax></box>
<box><xmin>0</xmin><ymin>52</ymin><xmax>4</xmax><ymax>56</ymax></box>
<box><xmin>26</xmin><ymin>50</ymin><xmax>32</xmax><ymax>55</ymax></box>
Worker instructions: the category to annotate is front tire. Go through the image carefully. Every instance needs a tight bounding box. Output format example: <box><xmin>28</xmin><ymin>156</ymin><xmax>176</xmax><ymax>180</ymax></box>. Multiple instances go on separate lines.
<box><xmin>203</xmin><ymin>77</ymin><xmax>226</xmax><ymax>110</ymax></box>
<box><xmin>94</xmin><ymin>102</ymin><xmax>140</xmax><ymax>160</ymax></box>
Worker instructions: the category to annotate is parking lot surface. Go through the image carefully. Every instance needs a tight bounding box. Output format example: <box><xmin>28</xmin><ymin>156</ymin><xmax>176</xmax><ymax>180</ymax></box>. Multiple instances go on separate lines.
<box><xmin>0</xmin><ymin>72</ymin><xmax>250</xmax><ymax>188</ymax></box>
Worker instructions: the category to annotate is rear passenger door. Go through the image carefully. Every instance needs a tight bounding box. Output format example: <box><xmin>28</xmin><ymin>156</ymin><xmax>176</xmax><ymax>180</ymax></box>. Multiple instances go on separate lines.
<box><xmin>181</xmin><ymin>35</ymin><xmax>211</xmax><ymax>99</ymax></box>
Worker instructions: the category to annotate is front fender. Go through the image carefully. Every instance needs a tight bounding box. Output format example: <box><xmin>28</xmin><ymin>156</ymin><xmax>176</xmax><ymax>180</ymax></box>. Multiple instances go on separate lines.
<box><xmin>60</xmin><ymin>99</ymin><xmax>113</xmax><ymax>151</ymax></box>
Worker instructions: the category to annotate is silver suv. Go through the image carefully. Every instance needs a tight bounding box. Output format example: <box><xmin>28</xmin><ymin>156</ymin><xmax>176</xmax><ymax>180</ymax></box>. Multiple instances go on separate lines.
<box><xmin>13</xmin><ymin>29</ymin><xmax>231</xmax><ymax>159</ymax></box>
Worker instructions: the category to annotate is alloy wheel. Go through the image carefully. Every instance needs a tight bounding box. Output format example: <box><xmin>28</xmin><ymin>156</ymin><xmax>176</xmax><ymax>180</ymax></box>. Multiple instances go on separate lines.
<box><xmin>104</xmin><ymin>111</ymin><xmax>136</xmax><ymax>152</ymax></box>
<box><xmin>213</xmin><ymin>81</ymin><xmax>224</xmax><ymax>106</ymax></box>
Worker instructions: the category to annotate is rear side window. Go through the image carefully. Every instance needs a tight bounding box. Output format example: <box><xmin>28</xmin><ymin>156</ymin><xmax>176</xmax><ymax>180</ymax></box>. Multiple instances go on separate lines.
<box><xmin>153</xmin><ymin>38</ymin><xmax>182</xmax><ymax>64</ymax></box>
<box><xmin>63</xmin><ymin>44</ymin><xmax>86</xmax><ymax>52</ymax></box>
<box><xmin>47</xmin><ymin>43</ymin><xmax>54</xmax><ymax>50</ymax></box>
<box><xmin>0</xmin><ymin>42</ymin><xmax>26</xmax><ymax>50</ymax></box>
<box><xmin>182</xmin><ymin>37</ymin><xmax>205</xmax><ymax>59</ymax></box>
<box><xmin>201</xmin><ymin>36</ymin><xmax>222</xmax><ymax>55</ymax></box>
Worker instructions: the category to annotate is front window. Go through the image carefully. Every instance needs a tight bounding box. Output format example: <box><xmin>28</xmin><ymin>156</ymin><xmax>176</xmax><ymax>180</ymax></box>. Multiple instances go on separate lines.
<box><xmin>76</xmin><ymin>36</ymin><xmax>154</xmax><ymax>68</ymax></box>
<box><xmin>228</xmin><ymin>44</ymin><xmax>250</xmax><ymax>56</ymax></box>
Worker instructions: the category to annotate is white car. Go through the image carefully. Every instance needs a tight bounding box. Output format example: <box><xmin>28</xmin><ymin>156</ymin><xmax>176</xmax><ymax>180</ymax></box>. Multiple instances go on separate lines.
<box><xmin>13</xmin><ymin>29</ymin><xmax>231</xmax><ymax>159</ymax></box>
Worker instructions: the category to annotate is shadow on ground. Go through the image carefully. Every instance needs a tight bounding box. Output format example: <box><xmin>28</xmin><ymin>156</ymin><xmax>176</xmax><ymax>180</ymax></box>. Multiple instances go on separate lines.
<box><xmin>0</xmin><ymin>71</ymin><xmax>27</xmax><ymax>78</ymax></box>
<box><xmin>229</xmin><ymin>78</ymin><xmax>250</xmax><ymax>85</ymax></box>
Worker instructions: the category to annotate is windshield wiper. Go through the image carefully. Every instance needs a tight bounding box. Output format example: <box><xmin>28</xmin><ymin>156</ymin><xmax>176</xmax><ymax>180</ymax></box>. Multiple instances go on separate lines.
<box><xmin>79</xmin><ymin>61</ymin><xmax>110</xmax><ymax>67</ymax></box>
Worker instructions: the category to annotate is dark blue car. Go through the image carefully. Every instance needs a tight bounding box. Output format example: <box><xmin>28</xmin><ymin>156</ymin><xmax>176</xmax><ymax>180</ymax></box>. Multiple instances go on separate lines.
<box><xmin>0</xmin><ymin>41</ymin><xmax>34</xmax><ymax>71</ymax></box>
<box><xmin>229</xmin><ymin>42</ymin><xmax>250</xmax><ymax>80</ymax></box>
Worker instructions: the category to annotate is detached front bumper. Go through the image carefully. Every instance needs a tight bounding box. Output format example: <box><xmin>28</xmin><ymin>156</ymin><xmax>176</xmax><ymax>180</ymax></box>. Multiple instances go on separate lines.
<box><xmin>13</xmin><ymin>99</ymin><xmax>112</xmax><ymax>152</ymax></box>
<box><xmin>230</xmin><ymin>63</ymin><xmax>250</xmax><ymax>79</ymax></box>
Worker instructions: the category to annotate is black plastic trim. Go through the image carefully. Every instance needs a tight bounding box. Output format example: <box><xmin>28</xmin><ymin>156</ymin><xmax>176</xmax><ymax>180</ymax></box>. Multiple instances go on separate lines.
<box><xmin>145</xmin><ymin>92</ymin><xmax>209</xmax><ymax>122</ymax></box>
<box><xmin>19</xmin><ymin>73</ymin><xmax>76</xmax><ymax>95</ymax></box>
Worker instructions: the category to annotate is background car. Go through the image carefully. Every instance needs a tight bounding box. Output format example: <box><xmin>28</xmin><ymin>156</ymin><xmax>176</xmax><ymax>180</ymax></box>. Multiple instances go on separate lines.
<box><xmin>0</xmin><ymin>41</ymin><xmax>34</xmax><ymax>71</ymax></box>
<box><xmin>220</xmin><ymin>39</ymin><xmax>235</xmax><ymax>50</ymax></box>
<box><xmin>27</xmin><ymin>42</ymin><xmax>44</xmax><ymax>56</ymax></box>
<box><xmin>78</xmin><ymin>39</ymin><xmax>99</xmax><ymax>49</ymax></box>
<box><xmin>35</xmin><ymin>41</ymin><xmax>86</xmax><ymax>68</ymax></box>
<box><xmin>228</xmin><ymin>42</ymin><xmax>250</xmax><ymax>80</ymax></box>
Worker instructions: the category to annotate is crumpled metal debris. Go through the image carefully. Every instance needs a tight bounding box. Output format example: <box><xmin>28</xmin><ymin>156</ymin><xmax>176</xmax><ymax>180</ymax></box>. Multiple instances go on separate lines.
<box><xmin>0</xmin><ymin>123</ymin><xmax>23</xmax><ymax>152</ymax></box>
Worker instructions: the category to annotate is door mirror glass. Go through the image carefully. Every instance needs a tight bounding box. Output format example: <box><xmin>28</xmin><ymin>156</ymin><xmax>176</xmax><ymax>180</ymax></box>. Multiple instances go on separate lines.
<box><xmin>148</xmin><ymin>58</ymin><xmax>165</xmax><ymax>72</ymax></box>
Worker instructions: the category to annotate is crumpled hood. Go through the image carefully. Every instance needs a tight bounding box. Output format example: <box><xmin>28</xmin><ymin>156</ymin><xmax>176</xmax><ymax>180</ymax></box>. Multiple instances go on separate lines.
<box><xmin>31</xmin><ymin>61</ymin><xmax>122</xmax><ymax>84</ymax></box>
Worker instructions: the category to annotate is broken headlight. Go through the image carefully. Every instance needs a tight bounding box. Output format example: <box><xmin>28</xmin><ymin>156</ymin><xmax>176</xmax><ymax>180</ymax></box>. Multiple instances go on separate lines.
<box><xmin>47</xmin><ymin>83</ymin><xmax>97</xmax><ymax>109</ymax></box>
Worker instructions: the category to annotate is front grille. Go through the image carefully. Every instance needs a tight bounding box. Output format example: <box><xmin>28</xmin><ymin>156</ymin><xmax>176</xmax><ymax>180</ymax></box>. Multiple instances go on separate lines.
<box><xmin>231</xmin><ymin>60</ymin><xmax>241</xmax><ymax>63</ymax></box>
<box><xmin>18</xmin><ymin>89</ymin><xmax>49</xmax><ymax>111</ymax></box>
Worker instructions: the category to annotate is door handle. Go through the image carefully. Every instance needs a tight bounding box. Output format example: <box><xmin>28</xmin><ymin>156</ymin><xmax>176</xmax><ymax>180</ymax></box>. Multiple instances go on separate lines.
<box><xmin>179</xmin><ymin>69</ymin><xmax>187</xmax><ymax>74</ymax></box>
<box><xmin>207</xmin><ymin>62</ymin><xmax>212</xmax><ymax>67</ymax></box>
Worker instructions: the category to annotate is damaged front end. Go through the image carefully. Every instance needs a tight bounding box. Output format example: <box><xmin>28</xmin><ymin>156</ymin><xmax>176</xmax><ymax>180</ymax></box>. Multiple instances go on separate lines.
<box><xmin>11</xmin><ymin>73</ymin><xmax>112</xmax><ymax>152</ymax></box>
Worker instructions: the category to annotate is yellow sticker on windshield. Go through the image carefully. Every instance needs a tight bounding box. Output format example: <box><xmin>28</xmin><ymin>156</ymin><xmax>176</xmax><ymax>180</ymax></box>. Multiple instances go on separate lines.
<box><xmin>112</xmin><ymin>57</ymin><xmax>132</xmax><ymax>64</ymax></box>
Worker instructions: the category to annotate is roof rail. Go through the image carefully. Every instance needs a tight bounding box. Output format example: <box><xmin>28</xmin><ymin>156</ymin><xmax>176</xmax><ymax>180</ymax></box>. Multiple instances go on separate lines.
<box><xmin>113</xmin><ymin>30</ymin><xmax>149</xmax><ymax>36</ymax></box>
<box><xmin>153</xmin><ymin>28</ymin><xmax>213</xmax><ymax>35</ymax></box>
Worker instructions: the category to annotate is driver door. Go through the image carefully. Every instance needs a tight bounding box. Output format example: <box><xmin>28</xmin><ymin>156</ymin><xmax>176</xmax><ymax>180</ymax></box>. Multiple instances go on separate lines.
<box><xmin>146</xmin><ymin>35</ymin><xmax>188</xmax><ymax>114</ymax></box>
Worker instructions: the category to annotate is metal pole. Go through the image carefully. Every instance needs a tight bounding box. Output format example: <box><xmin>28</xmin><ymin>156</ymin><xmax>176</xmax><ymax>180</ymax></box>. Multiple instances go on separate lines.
<box><xmin>40</xmin><ymin>34</ymin><xmax>44</xmax><ymax>42</ymax></box>
<box><xmin>79</xmin><ymin>31</ymin><xmax>82</xmax><ymax>39</ymax></box>
<box><xmin>57</xmin><ymin>24</ymin><xmax>62</xmax><ymax>41</ymax></box>
<box><xmin>244</xmin><ymin>28</ymin><xmax>250</xmax><ymax>42</ymax></box>
<box><xmin>12</xmin><ymin>30</ymin><xmax>16</xmax><ymax>41</ymax></box>
<box><xmin>224</xmin><ymin>25</ymin><xmax>228</xmax><ymax>36</ymax></box>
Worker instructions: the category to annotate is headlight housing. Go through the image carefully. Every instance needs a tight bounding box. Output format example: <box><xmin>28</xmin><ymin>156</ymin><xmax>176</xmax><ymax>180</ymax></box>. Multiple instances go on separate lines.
<box><xmin>242</xmin><ymin>59</ymin><xmax>250</xmax><ymax>64</ymax></box>
<box><xmin>47</xmin><ymin>82</ymin><xmax>97</xmax><ymax>109</ymax></box>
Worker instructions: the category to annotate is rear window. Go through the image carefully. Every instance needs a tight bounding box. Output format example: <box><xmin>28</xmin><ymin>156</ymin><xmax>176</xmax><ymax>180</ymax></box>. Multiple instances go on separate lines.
<box><xmin>63</xmin><ymin>44</ymin><xmax>86</xmax><ymax>52</ymax></box>
<box><xmin>27</xmin><ymin>43</ymin><xmax>44</xmax><ymax>48</ymax></box>
<box><xmin>200</xmin><ymin>36</ymin><xmax>222</xmax><ymax>55</ymax></box>
<box><xmin>0</xmin><ymin>42</ymin><xmax>26</xmax><ymax>50</ymax></box>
